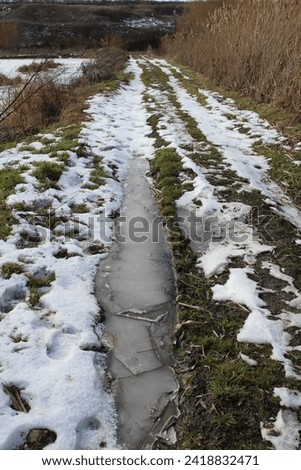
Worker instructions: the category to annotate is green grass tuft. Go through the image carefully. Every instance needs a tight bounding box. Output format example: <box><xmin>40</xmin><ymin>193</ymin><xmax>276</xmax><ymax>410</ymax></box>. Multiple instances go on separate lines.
<box><xmin>26</xmin><ymin>271</ymin><xmax>56</xmax><ymax>307</ymax></box>
<box><xmin>32</xmin><ymin>161</ymin><xmax>64</xmax><ymax>190</ymax></box>
<box><xmin>1</xmin><ymin>262</ymin><xmax>24</xmax><ymax>279</ymax></box>
<box><xmin>90</xmin><ymin>156</ymin><xmax>107</xmax><ymax>186</ymax></box>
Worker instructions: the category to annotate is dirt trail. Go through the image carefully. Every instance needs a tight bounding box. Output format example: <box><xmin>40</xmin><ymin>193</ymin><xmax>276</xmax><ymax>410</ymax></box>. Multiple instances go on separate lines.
<box><xmin>96</xmin><ymin>56</ymin><xmax>301</xmax><ymax>449</ymax></box>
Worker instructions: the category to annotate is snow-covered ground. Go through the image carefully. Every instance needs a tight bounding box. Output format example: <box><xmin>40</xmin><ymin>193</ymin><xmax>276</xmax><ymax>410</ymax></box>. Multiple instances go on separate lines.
<box><xmin>0</xmin><ymin>58</ymin><xmax>90</xmax><ymax>83</ymax></box>
<box><xmin>123</xmin><ymin>18</ymin><xmax>174</xmax><ymax>30</ymax></box>
<box><xmin>0</xmin><ymin>54</ymin><xmax>300</xmax><ymax>450</ymax></box>
<box><xmin>0</xmin><ymin>58</ymin><xmax>91</xmax><ymax>106</ymax></box>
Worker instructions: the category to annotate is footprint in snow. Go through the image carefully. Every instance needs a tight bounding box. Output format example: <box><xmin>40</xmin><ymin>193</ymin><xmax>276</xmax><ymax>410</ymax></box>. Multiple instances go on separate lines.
<box><xmin>75</xmin><ymin>417</ymin><xmax>101</xmax><ymax>450</ymax></box>
<box><xmin>0</xmin><ymin>280</ymin><xmax>27</xmax><ymax>313</ymax></box>
<box><xmin>46</xmin><ymin>332</ymin><xmax>76</xmax><ymax>361</ymax></box>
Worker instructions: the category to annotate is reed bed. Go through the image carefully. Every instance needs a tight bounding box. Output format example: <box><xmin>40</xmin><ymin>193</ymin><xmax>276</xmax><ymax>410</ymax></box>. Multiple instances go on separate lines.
<box><xmin>162</xmin><ymin>0</ymin><xmax>301</xmax><ymax>122</ymax></box>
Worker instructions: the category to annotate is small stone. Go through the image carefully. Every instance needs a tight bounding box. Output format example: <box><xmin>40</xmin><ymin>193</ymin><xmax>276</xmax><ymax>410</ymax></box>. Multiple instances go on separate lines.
<box><xmin>25</xmin><ymin>428</ymin><xmax>57</xmax><ymax>450</ymax></box>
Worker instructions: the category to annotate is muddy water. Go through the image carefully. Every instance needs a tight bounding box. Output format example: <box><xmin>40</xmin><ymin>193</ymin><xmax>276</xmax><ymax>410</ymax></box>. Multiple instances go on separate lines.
<box><xmin>96</xmin><ymin>157</ymin><xmax>178</xmax><ymax>449</ymax></box>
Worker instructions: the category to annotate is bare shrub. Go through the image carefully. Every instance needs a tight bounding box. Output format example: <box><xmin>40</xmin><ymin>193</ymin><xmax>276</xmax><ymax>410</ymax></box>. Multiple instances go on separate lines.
<box><xmin>0</xmin><ymin>47</ymin><xmax>128</xmax><ymax>142</ymax></box>
<box><xmin>78</xmin><ymin>47</ymin><xmax>127</xmax><ymax>84</ymax></box>
<box><xmin>0</xmin><ymin>77</ymin><xmax>67</xmax><ymax>141</ymax></box>
<box><xmin>162</xmin><ymin>0</ymin><xmax>301</xmax><ymax>122</ymax></box>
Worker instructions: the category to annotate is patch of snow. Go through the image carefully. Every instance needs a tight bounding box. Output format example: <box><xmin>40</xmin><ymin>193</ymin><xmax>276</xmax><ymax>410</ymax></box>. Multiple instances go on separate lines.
<box><xmin>240</xmin><ymin>353</ymin><xmax>258</xmax><ymax>366</ymax></box>
<box><xmin>262</xmin><ymin>261</ymin><xmax>293</xmax><ymax>284</ymax></box>
<box><xmin>274</xmin><ymin>388</ymin><xmax>301</xmax><ymax>410</ymax></box>
<box><xmin>212</xmin><ymin>268</ymin><xmax>265</xmax><ymax>311</ymax></box>
<box><xmin>142</xmin><ymin>57</ymin><xmax>301</xmax><ymax>448</ymax></box>
<box><xmin>124</xmin><ymin>18</ymin><xmax>173</xmax><ymax>30</ymax></box>
<box><xmin>237</xmin><ymin>310</ymin><xmax>289</xmax><ymax>360</ymax></box>
<box><xmin>261</xmin><ymin>409</ymin><xmax>301</xmax><ymax>450</ymax></box>
<box><xmin>262</xmin><ymin>261</ymin><xmax>301</xmax><ymax>310</ymax></box>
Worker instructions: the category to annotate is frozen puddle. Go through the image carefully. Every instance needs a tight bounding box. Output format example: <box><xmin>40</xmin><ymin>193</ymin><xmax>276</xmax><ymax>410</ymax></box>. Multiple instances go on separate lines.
<box><xmin>96</xmin><ymin>156</ymin><xmax>178</xmax><ymax>449</ymax></box>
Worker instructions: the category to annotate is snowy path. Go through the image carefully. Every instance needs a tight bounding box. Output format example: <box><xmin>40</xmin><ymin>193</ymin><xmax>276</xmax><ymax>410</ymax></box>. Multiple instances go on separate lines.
<box><xmin>0</xmin><ymin>56</ymin><xmax>300</xmax><ymax>449</ymax></box>
<box><xmin>89</xmin><ymin>60</ymin><xmax>178</xmax><ymax>449</ymax></box>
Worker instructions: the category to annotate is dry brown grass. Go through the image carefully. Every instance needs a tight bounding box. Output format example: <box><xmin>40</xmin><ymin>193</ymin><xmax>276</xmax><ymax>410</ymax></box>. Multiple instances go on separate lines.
<box><xmin>162</xmin><ymin>0</ymin><xmax>301</xmax><ymax>122</ymax></box>
<box><xmin>17</xmin><ymin>60</ymin><xmax>61</xmax><ymax>74</ymax></box>
<box><xmin>0</xmin><ymin>74</ymin><xmax>22</xmax><ymax>87</ymax></box>
<box><xmin>1</xmin><ymin>78</ymin><xmax>67</xmax><ymax>140</ymax></box>
<box><xmin>78</xmin><ymin>46</ymin><xmax>128</xmax><ymax>84</ymax></box>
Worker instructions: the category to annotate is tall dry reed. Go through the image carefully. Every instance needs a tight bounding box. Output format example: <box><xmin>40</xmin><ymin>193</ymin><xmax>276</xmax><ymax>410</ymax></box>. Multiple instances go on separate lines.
<box><xmin>162</xmin><ymin>0</ymin><xmax>301</xmax><ymax>122</ymax></box>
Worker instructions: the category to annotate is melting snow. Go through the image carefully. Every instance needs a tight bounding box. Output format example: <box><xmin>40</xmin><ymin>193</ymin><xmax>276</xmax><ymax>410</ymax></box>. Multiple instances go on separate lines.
<box><xmin>212</xmin><ymin>268</ymin><xmax>266</xmax><ymax>311</ymax></box>
<box><xmin>123</xmin><ymin>18</ymin><xmax>173</xmax><ymax>29</ymax></box>
<box><xmin>261</xmin><ymin>409</ymin><xmax>301</xmax><ymax>450</ymax></box>
<box><xmin>0</xmin><ymin>58</ymin><xmax>90</xmax><ymax>83</ymax></box>
<box><xmin>0</xmin><ymin>58</ymin><xmax>152</xmax><ymax>449</ymax></box>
